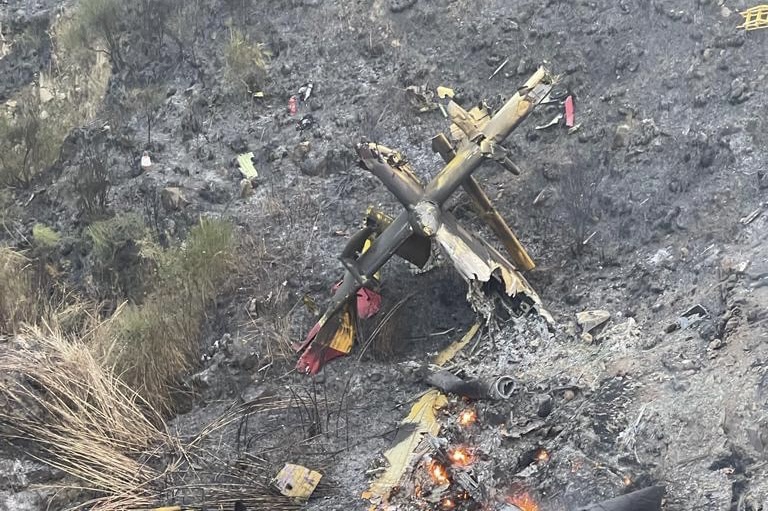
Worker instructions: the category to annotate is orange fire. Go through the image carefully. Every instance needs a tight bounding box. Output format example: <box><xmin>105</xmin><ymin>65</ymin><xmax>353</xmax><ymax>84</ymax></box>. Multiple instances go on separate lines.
<box><xmin>623</xmin><ymin>475</ymin><xmax>632</xmax><ymax>486</ymax></box>
<box><xmin>535</xmin><ymin>448</ymin><xmax>549</xmax><ymax>463</ymax></box>
<box><xmin>448</xmin><ymin>446</ymin><xmax>474</xmax><ymax>467</ymax></box>
<box><xmin>509</xmin><ymin>492</ymin><xmax>539</xmax><ymax>511</ymax></box>
<box><xmin>428</xmin><ymin>460</ymin><xmax>450</xmax><ymax>485</ymax></box>
<box><xmin>441</xmin><ymin>497</ymin><xmax>456</xmax><ymax>509</ymax></box>
<box><xmin>458</xmin><ymin>408</ymin><xmax>477</xmax><ymax>426</ymax></box>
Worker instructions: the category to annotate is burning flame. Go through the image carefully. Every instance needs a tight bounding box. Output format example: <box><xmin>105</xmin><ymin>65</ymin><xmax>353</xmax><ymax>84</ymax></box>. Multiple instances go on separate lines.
<box><xmin>441</xmin><ymin>497</ymin><xmax>456</xmax><ymax>509</ymax></box>
<box><xmin>448</xmin><ymin>446</ymin><xmax>474</xmax><ymax>467</ymax></box>
<box><xmin>458</xmin><ymin>408</ymin><xmax>477</xmax><ymax>426</ymax></box>
<box><xmin>428</xmin><ymin>460</ymin><xmax>450</xmax><ymax>486</ymax></box>
<box><xmin>623</xmin><ymin>475</ymin><xmax>632</xmax><ymax>486</ymax></box>
<box><xmin>535</xmin><ymin>448</ymin><xmax>549</xmax><ymax>463</ymax></box>
<box><xmin>509</xmin><ymin>492</ymin><xmax>539</xmax><ymax>511</ymax></box>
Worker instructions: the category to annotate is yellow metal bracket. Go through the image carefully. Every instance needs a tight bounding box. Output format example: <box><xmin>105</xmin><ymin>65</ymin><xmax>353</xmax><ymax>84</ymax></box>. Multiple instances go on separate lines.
<box><xmin>739</xmin><ymin>5</ymin><xmax>768</xmax><ymax>30</ymax></box>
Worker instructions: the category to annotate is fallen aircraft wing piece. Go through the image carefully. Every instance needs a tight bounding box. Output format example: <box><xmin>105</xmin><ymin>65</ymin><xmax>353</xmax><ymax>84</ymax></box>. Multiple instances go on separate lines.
<box><xmin>365</xmin><ymin>389</ymin><xmax>447</xmax><ymax>504</ymax></box>
<box><xmin>435</xmin><ymin>213</ymin><xmax>549</xmax><ymax>320</ymax></box>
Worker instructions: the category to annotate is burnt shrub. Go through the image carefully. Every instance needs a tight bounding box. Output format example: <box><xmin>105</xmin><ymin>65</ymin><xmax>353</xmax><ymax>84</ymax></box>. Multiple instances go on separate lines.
<box><xmin>558</xmin><ymin>150</ymin><xmax>607</xmax><ymax>255</ymax></box>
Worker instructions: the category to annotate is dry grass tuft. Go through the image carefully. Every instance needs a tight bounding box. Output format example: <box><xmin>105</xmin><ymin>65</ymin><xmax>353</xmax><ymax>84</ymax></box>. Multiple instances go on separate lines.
<box><xmin>0</xmin><ymin>324</ymin><xmax>308</xmax><ymax>511</ymax></box>
<box><xmin>0</xmin><ymin>325</ymin><xmax>169</xmax><ymax>508</ymax></box>
<box><xmin>32</xmin><ymin>223</ymin><xmax>62</xmax><ymax>248</ymax></box>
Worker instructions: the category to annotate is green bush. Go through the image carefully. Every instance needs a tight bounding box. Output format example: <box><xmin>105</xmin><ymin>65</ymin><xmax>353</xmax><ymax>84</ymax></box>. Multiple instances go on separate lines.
<box><xmin>224</xmin><ymin>28</ymin><xmax>270</xmax><ymax>96</ymax></box>
<box><xmin>86</xmin><ymin>214</ymin><xmax>154</xmax><ymax>300</ymax></box>
<box><xmin>32</xmin><ymin>224</ymin><xmax>61</xmax><ymax>248</ymax></box>
<box><xmin>102</xmin><ymin>218</ymin><xmax>235</xmax><ymax>412</ymax></box>
<box><xmin>87</xmin><ymin>214</ymin><xmax>149</xmax><ymax>262</ymax></box>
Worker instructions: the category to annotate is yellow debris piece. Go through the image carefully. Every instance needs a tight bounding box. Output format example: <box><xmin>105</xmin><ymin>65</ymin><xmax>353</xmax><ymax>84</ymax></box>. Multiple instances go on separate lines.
<box><xmin>274</xmin><ymin>463</ymin><xmax>322</xmax><ymax>500</ymax></box>
<box><xmin>237</xmin><ymin>152</ymin><xmax>258</xmax><ymax>180</ymax></box>
<box><xmin>365</xmin><ymin>390</ymin><xmax>448</xmax><ymax>505</ymax></box>
<box><xmin>739</xmin><ymin>5</ymin><xmax>768</xmax><ymax>30</ymax></box>
<box><xmin>302</xmin><ymin>294</ymin><xmax>319</xmax><ymax>315</ymax></box>
<box><xmin>436</xmin><ymin>86</ymin><xmax>455</xmax><ymax>99</ymax></box>
<box><xmin>433</xmin><ymin>322</ymin><xmax>481</xmax><ymax>367</ymax></box>
<box><xmin>364</xmin><ymin>323</ymin><xmax>481</xmax><ymax>508</ymax></box>
<box><xmin>329</xmin><ymin>306</ymin><xmax>355</xmax><ymax>354</ymax></box>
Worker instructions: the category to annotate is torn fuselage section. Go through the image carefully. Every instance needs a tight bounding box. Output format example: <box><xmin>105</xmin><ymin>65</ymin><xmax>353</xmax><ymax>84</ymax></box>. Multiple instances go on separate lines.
<box><xmin>435</xmin><ymin>213</ymin><xmax>551</xmax><ymax>324</ymax></box>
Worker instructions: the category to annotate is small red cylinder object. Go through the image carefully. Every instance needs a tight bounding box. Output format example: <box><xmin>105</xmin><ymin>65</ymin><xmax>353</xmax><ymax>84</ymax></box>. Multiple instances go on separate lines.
<box><xmin>564</xmin><ymin>95</ymin><xmax>575</xmax><ymax>127</ymax></box>
<box><xmin>288</xmin><ymin>95</ymin><xmax>298</xmax><ymax>115</ymax></box>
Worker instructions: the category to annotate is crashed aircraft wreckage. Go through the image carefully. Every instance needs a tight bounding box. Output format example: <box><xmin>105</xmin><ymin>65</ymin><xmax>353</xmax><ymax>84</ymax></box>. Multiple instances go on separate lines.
<box><xmin>295</xmin><ymin>67</ymin><xmax>556</xmax><ymax>374</ymax></box>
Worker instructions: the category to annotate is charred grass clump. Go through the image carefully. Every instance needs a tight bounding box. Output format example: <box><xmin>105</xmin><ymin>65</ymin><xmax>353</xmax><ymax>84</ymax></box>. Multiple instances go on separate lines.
<box><xmin>0</xmin><ymin>246</ymin><xmax>94</xmax><ymax>337</ymax></box>
<box><xmin>58</xmin><ymin>0</ymin><xmax>126</xmax><ymax>70</ymax></box>
<box><xmin>0</xmin><ymin>92</ymin><xmax>69</xmax><ymax>188</ymax></box>
<box><xmin>98</xmin><ymin>217</ymin><xmax>236</xmax><ymax>412</ymax></box>
<box><xmin>0</xmin><ymin>247</ymin><xmax>37</xmax><ymax>333</ymax></box>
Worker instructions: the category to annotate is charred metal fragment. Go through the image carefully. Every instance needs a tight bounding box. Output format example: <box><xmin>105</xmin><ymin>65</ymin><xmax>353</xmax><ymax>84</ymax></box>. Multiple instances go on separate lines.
<box><xmin>576</xmin><ymin>485</ymin><xmax>665</xmax><ymax>511</ymax></box>
<box><xmin>426</xmin><ymin>370</ymin><xmax>517</xmax><ymax>400</ymax></box>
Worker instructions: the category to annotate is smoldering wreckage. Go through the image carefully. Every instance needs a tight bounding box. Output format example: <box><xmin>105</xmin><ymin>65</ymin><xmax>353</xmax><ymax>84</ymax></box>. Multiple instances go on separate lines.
<box><xmin>281</xmin><ymin>68</ymin><xmax>664</xmax><ymax>511</ymax></box>
<box><xmin>2</xmin><ymin>0</ymin><xmax>768</xmax><ymax>506</ymax></box>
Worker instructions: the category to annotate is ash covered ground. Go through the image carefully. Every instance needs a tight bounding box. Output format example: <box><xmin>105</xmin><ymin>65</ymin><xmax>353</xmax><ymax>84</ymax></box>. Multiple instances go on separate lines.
<box><xmin>1</xmin><ymin>0</ymin><xmax>767</xmax><ymax>510</ymax></box>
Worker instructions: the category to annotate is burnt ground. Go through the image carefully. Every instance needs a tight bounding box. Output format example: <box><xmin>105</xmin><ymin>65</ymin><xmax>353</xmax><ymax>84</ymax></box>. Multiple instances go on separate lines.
<box><xmin>1</xmin><ymin>0</ymin><xmax>768</xmax><ymax>510</ymax></box>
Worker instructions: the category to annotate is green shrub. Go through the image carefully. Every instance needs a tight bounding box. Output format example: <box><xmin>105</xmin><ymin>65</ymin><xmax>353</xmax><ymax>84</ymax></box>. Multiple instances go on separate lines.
<box><xmin>87</xmin><ymin>214</ymin><xmax>149</xmax><ymax>262</ymax></box>
<box><xmin>159</xmin><ymin>217</ymin><xmax>235</xmax><ymax>301</ymax></box>
<box><xmin>102</xmin><ymin>218</ymin><xmax>235</xmax><ymax>412</ymax></box>
<box><xmin>86</xmin><ymin>214</ymin><xmax>155</xmax><ymax>300</ymax></box>
<box><xmin>32</xmin><ymin>224</ymin><xmax>61</xmax><ymax>248</ymax></box>
<box><xmin>224</xmin><ymin>28</ymin><xmax>269</xmax><ymax>96</ymax></box>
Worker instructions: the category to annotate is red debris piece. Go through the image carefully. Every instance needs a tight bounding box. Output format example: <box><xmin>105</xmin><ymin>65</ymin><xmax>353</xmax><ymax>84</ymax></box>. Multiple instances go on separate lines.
<box><xmin>564</xmin><ymin>95</ymin><xmax>575</xmax><ymax>128</ymax></box>
<box><xmin>356</xmin><ymin>288</ymin><xmax>382</xmax><ymax>319</ymax></box>
<box><xmin>296</xmin><ymin>343</ymin><xmax>347</xmax><ymax>375</ymax></box>
<box><xmin>293</xmin><ymin>320</ymin><xmax>322</xmax><ymax>353</ymax></box>
<box><xmin>330</xmin><ymin>282</ymin><xmax>382</xmax><ymax>319</ymax></box>
<box><xmin>288</xmin><ymin>95</ymin><xmax>298</xmax><ymax>115</ymax></box>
